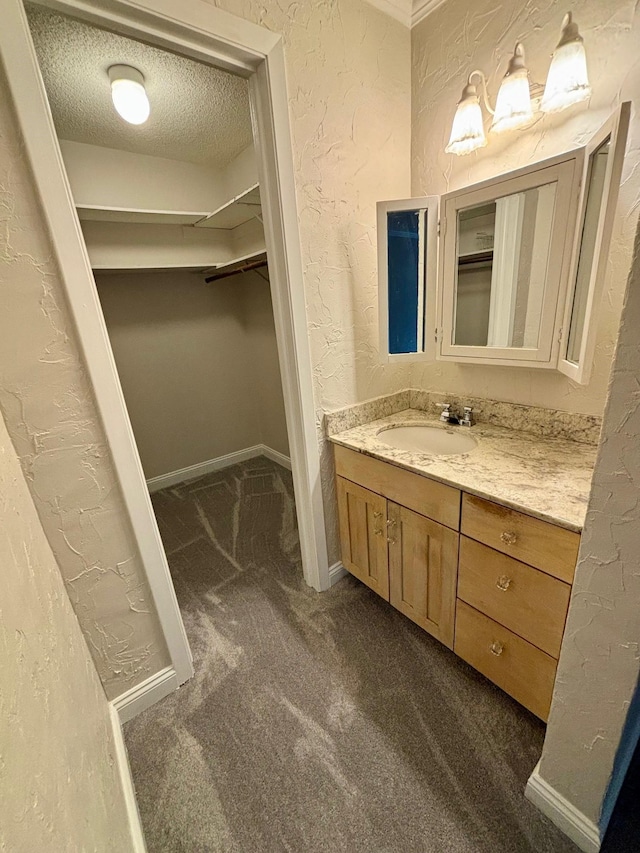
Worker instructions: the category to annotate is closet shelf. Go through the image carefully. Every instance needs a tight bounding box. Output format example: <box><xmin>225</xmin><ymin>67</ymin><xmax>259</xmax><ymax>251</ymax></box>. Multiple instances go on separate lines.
<box><xmin>194</xmin><ymin>184</ymin><xmax>262</xmax><ymax>231</ymax></box>
<box><xmin>76</xmin><ymin>205</ymin><xmax>210</xmax><ymax>226</ymax></box>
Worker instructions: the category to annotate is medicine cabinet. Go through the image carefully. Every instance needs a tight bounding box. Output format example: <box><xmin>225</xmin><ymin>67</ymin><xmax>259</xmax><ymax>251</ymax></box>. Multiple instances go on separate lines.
<box><xmin>378</xmin><ymin>102</ymin><xmax>630</xmax><ymax>381</ymax></box>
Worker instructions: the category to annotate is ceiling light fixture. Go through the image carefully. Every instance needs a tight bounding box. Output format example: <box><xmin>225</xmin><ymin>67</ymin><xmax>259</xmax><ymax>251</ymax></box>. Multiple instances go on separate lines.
<box><xmin>541</xmin><ymin>12</ymin><xmax>591</xmax><ymax>114</ymax></box>
<box><xmin>445</xmin><ymin>12</ymin><xmax>590</xmax><ymax>155</ymax></box>
<box><xmin>108</xmin><ymin>64</ymin><xmax>150</xmax><ymax>125</ymax></box>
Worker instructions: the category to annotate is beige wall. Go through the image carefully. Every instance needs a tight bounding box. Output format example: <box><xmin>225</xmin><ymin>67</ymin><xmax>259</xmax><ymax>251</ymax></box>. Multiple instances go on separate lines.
<box><xmin>95</xmin><ymin>268</ymin><xmax>288</xmax><ymax>479</ymax></box>
<box><xmin>0</xmin><ymin>409</ymin><xmax>135</xmax><ymax>852</ymax></box>
<box><xmin>0</xmin><ymin>0</ymin><xmax>410</xmax><ymax>697</ymax></box>
<box><xmin>241</xmin><ymin>270</ymin><xmax>290</xmax><ymax>457</ymax></box>
<box><xmin>411</xmin><ymin>0</ymin><xmax>640</xmax><ymax>416</ymax></box>
<box><xmin>537</xmin><ymin>217</ymin><xmax>640</xmax><ymax>824</ymax></box>
<box><xmin>0</xmin><ymin>71</ymin><xmax>169</xmax><ymax>699</ymax></box>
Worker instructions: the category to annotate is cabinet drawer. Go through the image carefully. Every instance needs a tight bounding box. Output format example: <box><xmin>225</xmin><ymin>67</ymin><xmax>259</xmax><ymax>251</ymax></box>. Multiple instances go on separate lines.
<box><xmin>455</xmin><ymin>601</ymin><xmax>556</xmax><ymax>721</ymax></box>
<box><xmin>334</xmin><ymin>445</ymin><xmax>461</xmax><ymax>530</ymax></box>
<box><xmin>461</xmin><ymin>494</ymin><xmax>579</xmax><ymax>583</ymax></box>
<box><xmin>458</xmin><ymin>537</ymin><xmax>570</xmax><ymax>658</ymax></box>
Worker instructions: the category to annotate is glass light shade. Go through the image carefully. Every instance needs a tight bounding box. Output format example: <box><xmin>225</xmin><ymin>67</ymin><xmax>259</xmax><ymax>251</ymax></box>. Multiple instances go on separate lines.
<box><xmin>541</xmin><ymin>14</ymin><xmax>591</xmax><ymax>113</ymax></box>
<box><xmin>445</xmin><ymin>83</ymin><xmax>486</xmax><ymax>156</ymax></box>
<box><xmin>108</xmin><ymin>65</ymin><xmax>150</xmax><ymax>125</ymax></box>
<box><xmin>490</xmin><ymin>44</ymin><xmax>533</xmax><ymax>133</ymax></box>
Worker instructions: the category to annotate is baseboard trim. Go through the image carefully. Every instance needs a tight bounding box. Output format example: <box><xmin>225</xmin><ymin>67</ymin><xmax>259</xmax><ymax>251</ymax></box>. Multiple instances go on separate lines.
<box><xmin>329</xmin><ymin>561</ymin><xmax>348</xmax><ymax>586</ymax></box>
<box><xmin>525</xmin><ymin>763</ymin><xmax>601</xmax><ymax>853</ymax></box>
<box><xmin>146</xmin><ymin>445</ymin><xmax>292</xmax><ymax>492</ymax></box>
<box><xmin>109</xmin><ymin>704</ymin><xmax>147</xmax><ymax>852</ymax></box>
<box><xmin>112</xmin><ymin>666</ymin><xmax>178</xmax><ymax>724</ymax></box>
<box><xmin>260</xmin><ymin>444</ymin><xmax>292</xmax><ymax>470</ymax></box>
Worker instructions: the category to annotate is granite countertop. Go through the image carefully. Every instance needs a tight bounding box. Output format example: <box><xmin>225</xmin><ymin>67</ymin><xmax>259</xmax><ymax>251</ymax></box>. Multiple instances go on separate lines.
<box><xmin>328</xmin><ymin>409</ymin><xmax>597</xmax><ymax>532</ymax></box>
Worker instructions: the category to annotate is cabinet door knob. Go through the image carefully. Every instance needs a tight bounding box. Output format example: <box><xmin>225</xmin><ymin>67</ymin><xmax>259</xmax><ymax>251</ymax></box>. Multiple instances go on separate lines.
<box><xmin>500</xmin><ymin>530</ymin><xmax>518</xmax><ymax>546</ymax></box>
<box><xmin>490</xmin><ymin>641</ymin><xmax>504</xmax><ymax>657</ymax></box>
<box><xmin>496</xmin><ymin>575</ymin><xmax>512</xmax><ymax>591</ymax></box>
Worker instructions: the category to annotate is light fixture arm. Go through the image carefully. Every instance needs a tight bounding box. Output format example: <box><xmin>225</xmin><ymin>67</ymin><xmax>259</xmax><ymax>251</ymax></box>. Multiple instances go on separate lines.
<box><xmin>468</xmin><ymin>69</ymin><xmax>495</xmax><ymax>116</ymax></box>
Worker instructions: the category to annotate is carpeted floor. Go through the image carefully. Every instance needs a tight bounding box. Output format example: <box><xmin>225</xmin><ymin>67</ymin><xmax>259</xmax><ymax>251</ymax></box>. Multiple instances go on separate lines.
<box><xmin>124</xmin><ymin>457</ymin><xmax>578</xmax><ymax>853</ymax></box>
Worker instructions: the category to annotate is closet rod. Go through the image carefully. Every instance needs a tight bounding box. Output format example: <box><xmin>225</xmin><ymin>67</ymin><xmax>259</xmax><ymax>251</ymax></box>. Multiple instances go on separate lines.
<box><xmin>204</xmin><ymin>258</ymin><xmax>267</xmax><ymax>284</ymax></box>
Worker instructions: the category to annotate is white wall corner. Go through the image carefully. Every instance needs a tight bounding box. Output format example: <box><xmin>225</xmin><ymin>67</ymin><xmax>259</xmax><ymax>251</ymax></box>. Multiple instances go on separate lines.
<box><xmin>109</xmin><ymin>705</ymin><xmax>148</xmax><ymax>852</ymax></box>
<box><xmin>260</xmin><ymin>444</ymin><xmax>292</xmax><ymax>470</ymax></box>
<box><xmin>111</xmin><ymin>666</ymin><xmax>179</xmax><ymax>725</ymax></box>
<box><xmin>411</xmin><ymin>0</ymin><xmax>448</xmax><ymax>27</ymax></box>
<box><xmin>329</xmin><ymin>561</ymin><xmax>348</xmax><ymax>586</ymax></box>
<box><xmin>363</xmin><ymin>0</ymin><xmax>411</xmax><ymax>27</ymax></box>
<box><xmin>525</xmin><ymin>763</ymin><xmax>601</xmax><ymax>853</ymax></box>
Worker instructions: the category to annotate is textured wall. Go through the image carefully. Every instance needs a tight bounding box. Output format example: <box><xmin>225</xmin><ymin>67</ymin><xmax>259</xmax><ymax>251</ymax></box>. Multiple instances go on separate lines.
<box><xmin>95</xmin><ymin>268</ymin><xmax>287</xmax><ymax>479</ymax></box>
<box><xmin>411</xmin><ymin>0</ymin><xmax>640</xmax><ymax>416</ymax></box>
<box><xmin>0</xmin><ymin>72</ymin><xmax>169</xmax><ymax>698</ymax></box>
<box><xmin>0</xmin><ymin>409</ymin><xmax>134</xmax><ymax>852</ymax></box>
<box><xmin>209</xmin><ymin>0</ymin><xmax>412</xmax><ymax>564</ymax></box>
<box><xmin>537</xmin><ymin>217</ymin><xmax>640</xmax><ymax>824</ymax></box>
<box><xmin>1</xmin><ymin>0</ymin><xmax>409</xmax><ymax>697</ymax></box>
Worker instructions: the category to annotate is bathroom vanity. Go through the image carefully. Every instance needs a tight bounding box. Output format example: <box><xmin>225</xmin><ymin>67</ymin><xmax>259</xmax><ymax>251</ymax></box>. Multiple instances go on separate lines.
<box><xmin>329</xmin><ymin>404</ymin><xmax>597</xmax><ymax>722</ymax></box>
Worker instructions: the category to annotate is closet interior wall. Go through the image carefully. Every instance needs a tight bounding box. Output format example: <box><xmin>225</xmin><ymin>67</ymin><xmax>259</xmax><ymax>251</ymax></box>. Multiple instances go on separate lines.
<box><xmin>95</xmin><ymin>267</ymin><xmax>289</xmax><ymax>482</ymax></box>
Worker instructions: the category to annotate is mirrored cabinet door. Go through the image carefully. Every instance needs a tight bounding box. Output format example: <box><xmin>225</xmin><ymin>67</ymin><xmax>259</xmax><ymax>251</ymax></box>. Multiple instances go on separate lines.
<box><xmin>559</xmin><ymin>102</ymin><xmax>631</xmax><ymax>384</ymax></box>
<box><xmin>377</xmin><ymin>196</ymin><xmax>438</xmax><ymax>362</ymax></box>
<box><xmin>439</xmin><ymin>157</ymin><xmax>582</xmax><ymax>366</ymax></box>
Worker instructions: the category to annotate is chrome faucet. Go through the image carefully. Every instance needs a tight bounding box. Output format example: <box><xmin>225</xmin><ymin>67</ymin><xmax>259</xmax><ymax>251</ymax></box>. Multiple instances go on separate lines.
<box><xmin>438</xmin><ymin>403</ymin><xmax>474</xmax><ymax>427</ymax></box>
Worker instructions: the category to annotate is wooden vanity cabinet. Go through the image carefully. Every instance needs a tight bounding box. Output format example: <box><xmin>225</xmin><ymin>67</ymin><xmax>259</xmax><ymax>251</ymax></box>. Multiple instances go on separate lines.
<box><xmin>456</xmin><ymin>494</ymin><xmax>579</xmax><ymax>721</ymax></box>
<box><xmin>336</xmin><ymin>477</ymin><xmax>390</xmax><ymax>600</ymax></box>
<box><xmin>335</xmin><ymin>445</ymin><xmax>460</xmax><ymax>648</ymax></box>
<box><xmin>334</xmin><ymin>446</ymin><xmax>580</xmax><ymax>721</ymax></box>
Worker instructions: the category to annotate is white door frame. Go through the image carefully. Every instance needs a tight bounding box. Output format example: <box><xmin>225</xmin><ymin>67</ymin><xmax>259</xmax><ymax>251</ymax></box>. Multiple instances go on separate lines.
<box><xmin>1</xmin><ymin>0</ymin><xmax>330</xmax><ymax>689</ymax></box>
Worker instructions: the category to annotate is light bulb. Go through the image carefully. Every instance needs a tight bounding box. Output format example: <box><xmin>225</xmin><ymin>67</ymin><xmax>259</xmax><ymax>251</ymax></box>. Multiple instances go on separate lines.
<box><xmin>490</xmin><ymin>43</ymin><xmax>533</xmax><ymax>133</ymax></box>
<box><xmin>445</xmin><ymin>81</ymin><xmax>487</xmax><ymax>156</ymax></box>
<box><xmin>108</xmin><ymin>65</ymin><xmax>150</xmax><ymax>125</ymax></box>
<box><xmin>541</xmin><ymin>13</ymin><xmax>591</xmax><ymax>114</ymax></box>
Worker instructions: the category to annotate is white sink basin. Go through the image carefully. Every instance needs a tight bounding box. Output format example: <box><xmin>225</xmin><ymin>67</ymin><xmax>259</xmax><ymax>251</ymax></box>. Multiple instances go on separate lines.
<box><xmin>378</xmin><ymin>425</ymin><xmax>478</xmax><ymax>456</ymax></box>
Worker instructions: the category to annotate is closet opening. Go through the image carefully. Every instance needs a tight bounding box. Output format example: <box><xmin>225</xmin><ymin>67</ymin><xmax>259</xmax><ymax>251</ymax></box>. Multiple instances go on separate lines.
<box><xmin>8</xmin><ymin>0</ymin><xmax>330</xmax><ymax>696</ymax></box>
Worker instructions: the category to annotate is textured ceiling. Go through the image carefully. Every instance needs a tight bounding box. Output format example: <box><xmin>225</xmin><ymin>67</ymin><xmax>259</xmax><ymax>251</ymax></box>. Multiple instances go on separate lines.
<box><xmin>26</xmin><ymin>5</ymin><xmax>253</xmax><ymax>167</ymax></box>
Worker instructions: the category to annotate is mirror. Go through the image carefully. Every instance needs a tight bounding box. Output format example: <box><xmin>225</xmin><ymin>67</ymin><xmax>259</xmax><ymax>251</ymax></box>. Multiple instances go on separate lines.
<box><xmin>377</xmin><ymin>195</ymin><xmax>438</xmax><ymax>361</ymax></box>
<box><xmin>565</xmin><ymin>138</ymin><xmax>610</xmax><ymax>364</ymax></box>
<box><xmin>453</xmin><ymin>183</ymin><xmax>557</xmax><ymax>348</ymax></box>
<box><xmin>387</xmin><ymin>209</ymin><xmax>424</xmax><ymax>354</ymax></box>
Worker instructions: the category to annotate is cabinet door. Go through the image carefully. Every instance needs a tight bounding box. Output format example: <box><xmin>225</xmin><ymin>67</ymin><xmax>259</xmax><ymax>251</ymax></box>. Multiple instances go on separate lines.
<box><xmin>337</xmin><ymin>477</ymin><xmax>389</xmax><ymax>600</ymax></box>
<box><xmin>388</xmin><ymin>502</ymin><xmax>458</xmax><ymax>648</ymax></box>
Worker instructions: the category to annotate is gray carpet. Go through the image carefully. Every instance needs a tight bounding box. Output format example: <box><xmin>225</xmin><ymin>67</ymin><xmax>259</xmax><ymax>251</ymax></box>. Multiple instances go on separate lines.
<box><xmin>124</xmin><ymin>457</ymin><xmax>578</xmax><ymax>853</ymax></box>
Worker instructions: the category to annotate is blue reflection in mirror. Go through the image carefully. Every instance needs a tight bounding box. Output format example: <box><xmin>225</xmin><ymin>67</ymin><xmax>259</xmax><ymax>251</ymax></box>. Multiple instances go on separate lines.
<box><xmin>387</xmin><ymin>210</ymin><xmax>422</xmax><ymax>354</ymax></box>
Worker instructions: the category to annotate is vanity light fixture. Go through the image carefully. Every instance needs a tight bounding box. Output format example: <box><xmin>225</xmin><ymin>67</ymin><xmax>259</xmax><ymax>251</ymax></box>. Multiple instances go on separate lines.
<box><xmin>446</xmin><ymin>43</ymin><xmax>534</xmax><ymax>155</ymax></box>
<box><xmin>490</xmin><ymin>43</ymin><xmax>534</xmax><ymax>133</ymax></box>
<box><xmin>108</xmin><ymin>64</ymin><xmax>150</xmax><ymax>125</ymax></box>
<box><xmin>446</xmin><ymin>11</ymin><xmax>590</xmax><ymax>155</ymax></box>
<box><xmin>541</xmin><ymin>12</ymin><xmax>591</xmax><ymax>113</ymax></box>
<box><xmin>445</xmin><ymin>77</ymin><xmax>487</xmax><ymax>156</ymax></box>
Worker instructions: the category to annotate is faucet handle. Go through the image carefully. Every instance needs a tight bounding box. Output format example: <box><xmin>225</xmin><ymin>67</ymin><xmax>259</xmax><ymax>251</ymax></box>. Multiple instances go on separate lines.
<box><xmin>461</xmin><ymin>406</ymin><xmax>474</xmax><ymax>427</ymax></box>
<box><xmin>438</xmin><ymin>402</ymin><xmax>451</xmax><ymax>422</ymax></box>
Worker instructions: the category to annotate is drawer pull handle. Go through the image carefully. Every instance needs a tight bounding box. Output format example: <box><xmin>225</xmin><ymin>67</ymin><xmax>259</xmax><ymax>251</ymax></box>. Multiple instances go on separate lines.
<box><xmin>496</xmin><ymin>575</ymin><xmax>512</xmax><ymax>591</ymax></box>
<box><xmin>387</xmin><ymin>537</ymin><xmax>397</xmax><ymax>545</ymax></box>
<box><xmin>386</xmin><ymin>518</ymin><xmax>396</xmax><ymax>527</ymax></box>
<box><xmin>500</xmin><ymin>530</ymin><xmax>518</xmax><ymax>546</ymax></box>
<box><xmin>373</xmin><ymin>511</ymin><xmax>383</xmax><ymax>520</ymax></box>
<box><xmin>490</xmin><ymin>641</ymin><xmax>504</xmax><ymax>657</ymax></box>
<box><xmin>374</xmin><ymin>527</ymin><xmax>383</xmax><ymax>537</ymax></box>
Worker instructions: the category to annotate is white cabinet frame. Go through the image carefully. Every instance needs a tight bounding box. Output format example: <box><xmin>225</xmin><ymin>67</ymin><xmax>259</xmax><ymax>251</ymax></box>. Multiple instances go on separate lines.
<box><xmin>377</xmin><ymin>196</ymin><xmax>438</xmax><ymax>364</ymax></box>
<box><xmin>438</xmin><ymin>152</ymin><xmax>583</xmax><ymax>367</ymax></box>
<box><xmin>558</xmin><ymin>102</ymin><xmax>631</xmax><ymax>384</ymax></box>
